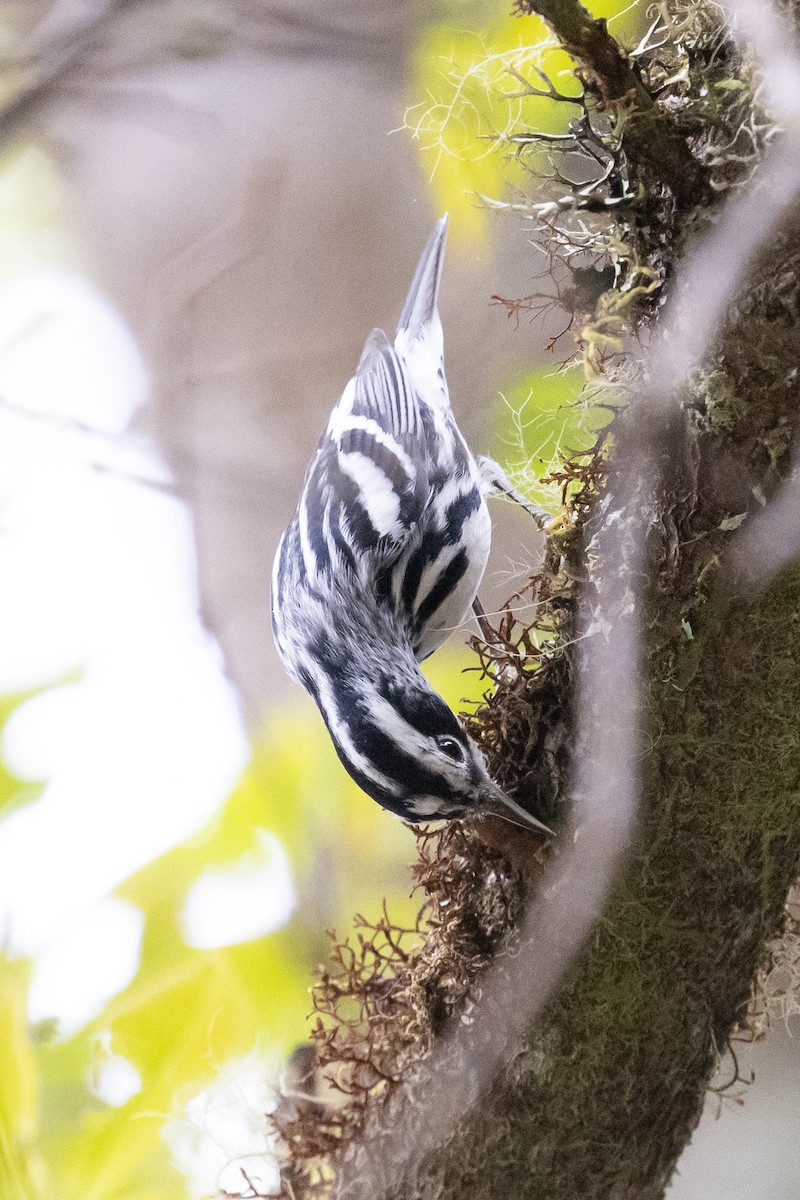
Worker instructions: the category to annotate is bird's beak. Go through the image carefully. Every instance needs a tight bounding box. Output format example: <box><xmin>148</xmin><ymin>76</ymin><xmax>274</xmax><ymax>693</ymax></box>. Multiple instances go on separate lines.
<box><xmin>479</xmin><ymin>780</ymin><xmax>554</xmax><ymax>838</ymax></box>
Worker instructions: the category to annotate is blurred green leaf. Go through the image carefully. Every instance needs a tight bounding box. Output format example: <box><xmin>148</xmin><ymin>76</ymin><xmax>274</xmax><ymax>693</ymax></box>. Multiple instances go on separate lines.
<box><xmin>0</xmin><ymin>957</ymin><xmax>45</xmax><ymax>1200</ymax></box>
<box><xmin>0</xmin><ymin>147</ymin><xmax>76</xmax><ymax>277</ymax></box>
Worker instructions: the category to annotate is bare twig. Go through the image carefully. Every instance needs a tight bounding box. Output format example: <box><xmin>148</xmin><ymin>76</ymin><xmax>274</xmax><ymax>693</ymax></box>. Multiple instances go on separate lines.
<box><xmin>514</xmin><ymin>0</ymin><xmax>712</xmax><ymax>206</ymax></box>
<box><xmin>0</xmin><ymin>0</ymin><xmax>132</xmax><ymax>149</ymax></box>
<box><xmin>502</xmin><ymin>63</ymin><xmax>584</xmax><ymax>105</ymax></box>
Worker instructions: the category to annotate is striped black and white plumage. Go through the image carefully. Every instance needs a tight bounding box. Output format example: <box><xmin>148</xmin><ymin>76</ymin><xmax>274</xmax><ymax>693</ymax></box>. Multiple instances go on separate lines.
<box><xmin>272</xmin><ymin>215</ymin><xmax>550</xmax><ymax>835</ymax></box>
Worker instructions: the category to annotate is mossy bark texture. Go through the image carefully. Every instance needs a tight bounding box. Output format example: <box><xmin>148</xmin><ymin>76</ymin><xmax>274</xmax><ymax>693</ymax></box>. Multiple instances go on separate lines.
<box><xmin>279</xmin><ymin>3</ymin><xmax>800</xmax><ymax>1197</ymax></box>
<box><xmin>395</xmin><ymin>572</ymin><xmax>800</xmax><ymax>1199</ymax></box>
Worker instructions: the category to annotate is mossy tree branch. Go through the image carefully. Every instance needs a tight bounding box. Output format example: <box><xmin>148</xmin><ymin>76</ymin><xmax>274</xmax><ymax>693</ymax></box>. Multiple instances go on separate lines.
<box><xmin>277</xmin><ymin>4</ymin><xmax>800</xmax><ymax>1198</ymax></box>
<box><xmin>515</xmin><ymin>0</ymin><xmax>712</xmax><ymax>207</ymax></box>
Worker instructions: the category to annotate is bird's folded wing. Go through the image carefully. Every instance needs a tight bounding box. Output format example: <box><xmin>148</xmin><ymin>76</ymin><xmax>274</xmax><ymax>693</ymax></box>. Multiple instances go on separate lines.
<box><xmin>304</xmin><ymin>328</ymin><xmax>430</xmax><ymax>570</ymax></box>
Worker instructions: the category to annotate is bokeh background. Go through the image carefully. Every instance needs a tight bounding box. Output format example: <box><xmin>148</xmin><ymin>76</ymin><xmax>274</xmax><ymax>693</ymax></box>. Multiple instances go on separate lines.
<box><xmin>1</xmin><ymin>1</ymin><xmax>799</xmax><ymax>1197</ymax></box>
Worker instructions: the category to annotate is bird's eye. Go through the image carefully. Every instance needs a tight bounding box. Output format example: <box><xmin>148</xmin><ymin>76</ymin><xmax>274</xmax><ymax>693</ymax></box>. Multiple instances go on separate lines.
<box><xmin>436</xmin><ymin>735</ymin><xmax>465</xmax><ymax>763</ymax></box>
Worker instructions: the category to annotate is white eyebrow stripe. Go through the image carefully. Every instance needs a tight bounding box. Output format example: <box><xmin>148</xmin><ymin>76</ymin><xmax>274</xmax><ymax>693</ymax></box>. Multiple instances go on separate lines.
<box><xmin>366</xmin><ymin>693</ymin><xmax>466</xmax><ymax>790</ymax></box>
<box><xmin>300</xmin><ymin>652</ymin><xmax>402</xmax><ymax>798</ymax></box>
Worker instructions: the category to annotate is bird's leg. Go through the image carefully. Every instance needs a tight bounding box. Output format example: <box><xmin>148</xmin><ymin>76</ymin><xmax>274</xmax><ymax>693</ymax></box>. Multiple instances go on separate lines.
<box><xmin>477</xmin><ymin>454</ymin><xmax>570</xmax><ymax>579</ymax></box>
<box><xmin>476</xmin><ymin>455</ymin><xmax>551</xmax><ymax>528</ymax></box>
<box><xmin>471</xmin><ymin>593</ymin><xmax>498</xmax><ymax>646</ymax></box>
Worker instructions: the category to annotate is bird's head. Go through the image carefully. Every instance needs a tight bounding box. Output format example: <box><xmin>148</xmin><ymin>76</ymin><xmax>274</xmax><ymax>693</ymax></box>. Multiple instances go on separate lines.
<box><xmin>322</xmin><ymin>666</ymin><xmax>552</xmax><ymax>836</ymax></box>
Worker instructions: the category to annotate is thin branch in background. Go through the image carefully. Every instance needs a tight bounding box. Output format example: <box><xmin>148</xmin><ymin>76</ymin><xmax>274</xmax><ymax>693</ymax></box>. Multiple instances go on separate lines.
<box><xmin>718</xmin><ymin>0</ymin><xmax>800</xmax><ymax>125</ymax></box>
<box><xmin>646</xmin><ymin>139</ymin><xmax>800</xmax><ymax>411</ymax></box>
<box><xmin>0</xmin><ymin>0</ymin><xmax>133</xmax><ymax>149</ymax></box>
<box><xmin>723</xmin><ymin>462</ymin><xmax>800</xmax><ymax>594</ymax></box>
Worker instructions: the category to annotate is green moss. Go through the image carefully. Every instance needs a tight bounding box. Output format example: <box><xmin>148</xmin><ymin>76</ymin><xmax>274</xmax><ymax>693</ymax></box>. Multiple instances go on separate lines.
<box><xmin>692</xmin><ymin>368</ymin><xmax>748</xmax><ymax>434</ymax></box>
<box><xmin>387</xmin><ymin>566</ymin><xmax>800</xmax><ymax>1200</ymax></box>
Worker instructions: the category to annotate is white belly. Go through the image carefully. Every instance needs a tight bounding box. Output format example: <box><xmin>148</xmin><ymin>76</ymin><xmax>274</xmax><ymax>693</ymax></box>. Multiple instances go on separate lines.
<box><xmin>414</xmin><ymin>495</ymin><xmax>492</xmax><ymax>661</ymax></box>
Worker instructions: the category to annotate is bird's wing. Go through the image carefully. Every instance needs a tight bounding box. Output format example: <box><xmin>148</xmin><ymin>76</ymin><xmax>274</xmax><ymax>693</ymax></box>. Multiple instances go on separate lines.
<box><xmin>299</xmin><ymin>215</ymin><xmax>452</xmax><ymax>581</ymax></box>
<box><xmin>300</xmin><ymin>328</ymin><xmax>431</xmax><ymax>577</ymax></box>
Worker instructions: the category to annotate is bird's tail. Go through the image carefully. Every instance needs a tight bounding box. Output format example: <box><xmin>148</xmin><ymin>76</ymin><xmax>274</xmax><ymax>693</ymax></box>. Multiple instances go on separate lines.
<box><xmin>395</xmin><ymin>214</ymin><xmax>449</xmax><ymax>347</ymax></box>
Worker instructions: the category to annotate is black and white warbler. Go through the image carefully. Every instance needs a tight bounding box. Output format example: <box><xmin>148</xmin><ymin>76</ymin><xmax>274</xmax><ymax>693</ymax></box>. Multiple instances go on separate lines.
<box><xmin>272</xmin><ymin>215</ymin><xmax>551</xmax><ymax>836</ymax></box>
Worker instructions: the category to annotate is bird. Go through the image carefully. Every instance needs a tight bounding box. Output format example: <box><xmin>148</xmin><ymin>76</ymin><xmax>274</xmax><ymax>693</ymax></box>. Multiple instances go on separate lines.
<box><xmin>271</xmin><ymin>215</ymin><xmax>552</xmax><ymax>837</ymax></box>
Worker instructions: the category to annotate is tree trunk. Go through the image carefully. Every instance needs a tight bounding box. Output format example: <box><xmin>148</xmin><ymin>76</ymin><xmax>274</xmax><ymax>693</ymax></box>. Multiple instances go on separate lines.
<box><xmin>278</xmin><ymin>2</ymin><xmax>800</xmax><ymax>1196</ymax></box>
